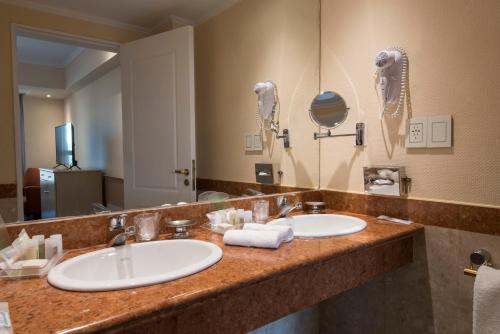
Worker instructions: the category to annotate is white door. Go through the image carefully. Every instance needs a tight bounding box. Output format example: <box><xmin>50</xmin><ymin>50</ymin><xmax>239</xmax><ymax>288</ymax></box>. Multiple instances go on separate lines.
<box><xmin>121</xmin><ymin>26</ymin><xmax>195</xmax><ymax>209</ymax></box>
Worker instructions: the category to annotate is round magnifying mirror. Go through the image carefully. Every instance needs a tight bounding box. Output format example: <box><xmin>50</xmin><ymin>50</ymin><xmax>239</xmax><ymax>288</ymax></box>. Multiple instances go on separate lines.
<box><xmin>309</xmin><ymin>91</ymin><xmax>349</xmax><ymax>129</ymax></box>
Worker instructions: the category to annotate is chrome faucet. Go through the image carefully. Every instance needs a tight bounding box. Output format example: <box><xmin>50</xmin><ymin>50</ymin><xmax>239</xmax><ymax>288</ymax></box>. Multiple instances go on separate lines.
<box><xmin>274</xmin><ymin>196</ymin><xmax>302</xmax><ymax>219</ymax></box>
<box><xmin>107</xmin><ymin>214</ymin><xmax>135</xmax><ymax>247</ymax></box>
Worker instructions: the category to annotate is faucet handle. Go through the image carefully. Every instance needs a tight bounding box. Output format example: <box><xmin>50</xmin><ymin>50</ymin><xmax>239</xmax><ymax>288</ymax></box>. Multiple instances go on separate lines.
<box><xmin>276</xmin><ymin>196</ymin><xmax>288</xmax><ymax>207</ymax></box>
<box><xmin>109</xmin><ymin>214</ymin><xmax>127</xmax><ymax>231</ymax></box>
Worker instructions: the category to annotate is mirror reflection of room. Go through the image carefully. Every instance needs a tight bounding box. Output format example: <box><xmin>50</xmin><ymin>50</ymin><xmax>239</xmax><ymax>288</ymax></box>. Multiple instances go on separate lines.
<box><xmin>17</xmin><ymin>33</ymin><xmax>121</xmax><ymax>221</ymax></box>
<box><xmin>4</xmin><ymin>0</ymin><xmax>320</xmax><ymax>224</ymax></box>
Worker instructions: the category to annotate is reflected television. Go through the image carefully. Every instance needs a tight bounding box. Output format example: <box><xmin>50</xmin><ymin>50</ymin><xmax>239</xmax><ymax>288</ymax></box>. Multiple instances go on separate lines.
<box><xmin>55</xmin><ymin>123</ymin><xmax>77</xmax><ymax>168</ymax></box>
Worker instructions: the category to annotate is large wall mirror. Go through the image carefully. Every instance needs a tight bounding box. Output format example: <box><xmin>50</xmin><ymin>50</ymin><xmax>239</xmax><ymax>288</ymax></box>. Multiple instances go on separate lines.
<box><xmin>3</xmin><ymin>0</ymin><xmax>320</xmax><ymax>224</ymax></box>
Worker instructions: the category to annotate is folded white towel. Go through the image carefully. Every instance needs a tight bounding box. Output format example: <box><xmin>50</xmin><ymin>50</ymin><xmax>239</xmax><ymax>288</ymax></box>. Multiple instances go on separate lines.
<box><xmin>243</xmin><ymin>223</ymin><xmax>294</xmax><ymax>242</ymax></box>
<box><xmin>223</xmin><ymin>230</ymin><xmax>282</xmax><ymax>249</ymax></box>
<box><xmin>474</xmin><ymin>266</ymin><xmax>500</xmax><ymax>334</ymax></box>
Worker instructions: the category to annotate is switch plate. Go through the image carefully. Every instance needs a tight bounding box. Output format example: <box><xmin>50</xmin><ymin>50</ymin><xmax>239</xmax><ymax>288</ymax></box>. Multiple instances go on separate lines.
<box><xmin>244</xmin><ymin>134</ymin><xmax>253</xmax><ymax>151</ymax></box>
<box><xmin>406</xmin><ymin>117</ymin><xmax>427</xmax><ymax>148</ymax></box>
<box><xmin>427</xmin><ymin>115</ymin><xmax>452</xmax><ymax>148</ymax></box>
<box><xmin>253</xmin><ymin>134</ymin><xmax>263</xmax><ymax>151</ymax></box>
<box><xmin>245</xmin><ymin>133</ymin><xmax>263</xmax><ymax>151</ymax></box>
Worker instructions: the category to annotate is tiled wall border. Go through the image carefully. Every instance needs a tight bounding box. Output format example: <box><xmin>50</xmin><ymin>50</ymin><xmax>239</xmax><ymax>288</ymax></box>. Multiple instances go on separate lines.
<box><xmin>4</xmin><ymin>184</ymin><xmax>499</xmax><ymax>250</ymax></box>
<box><xmin>321</xmin><ymin>190</ymin><xmax>500</xmax><ymax>236</ymax></box>
<box><xmin>197</xmin><ymin>178</ymin><xmax>311</xmax><ymax>196</ymax></box>
<box><xmin>5</xmin><ymin>191</ymin><xmax>322</xmax><ymax>249</ymax></box>
<box><xmin>0</xmin><ymin>183</ymin><xmax>16</xmax><ymax>199</ymax></box>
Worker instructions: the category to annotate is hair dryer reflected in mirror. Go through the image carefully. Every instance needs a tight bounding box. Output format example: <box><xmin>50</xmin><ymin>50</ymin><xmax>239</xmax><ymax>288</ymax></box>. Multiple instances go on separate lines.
<box><xmin>253</xmin><ymin>81</ymin><xmax>290</xmax><ymax>148</ymax></box>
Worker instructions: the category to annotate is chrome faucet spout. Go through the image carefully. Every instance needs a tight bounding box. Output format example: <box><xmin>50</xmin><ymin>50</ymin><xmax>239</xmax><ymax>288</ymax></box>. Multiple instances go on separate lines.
<box><xmin>107</xmin><ymin>226</ymin><xmax>136</xmax><ymax>247</ymax></box>
<box><xmin>107</xmin><ymin>214</ymin><xmax>135</xmax><ymax>247</ymax></box>
<box><xmin>274</xmin><ymin>198</ymin><xmax>302</xmax><ymax>219</ymax></box>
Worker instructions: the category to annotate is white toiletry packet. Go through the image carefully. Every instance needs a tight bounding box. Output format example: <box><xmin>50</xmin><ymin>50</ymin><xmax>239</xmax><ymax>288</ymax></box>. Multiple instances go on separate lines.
<box><xmin>0</xmin><ymin>302</ymin><xmax>13</xmax><ymax>334</ymax></box>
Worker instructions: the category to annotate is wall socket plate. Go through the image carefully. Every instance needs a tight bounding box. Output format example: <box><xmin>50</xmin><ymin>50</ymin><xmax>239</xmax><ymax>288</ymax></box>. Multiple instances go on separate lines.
<box><xmin>406</xmin><ymin>117</ymin><xmax>427</xmax><ymax>148</ymax></box>
<box><xmin>406</xmin><ymin>116</ymin><xmax>453</xmax><ymax>148</ymax></box>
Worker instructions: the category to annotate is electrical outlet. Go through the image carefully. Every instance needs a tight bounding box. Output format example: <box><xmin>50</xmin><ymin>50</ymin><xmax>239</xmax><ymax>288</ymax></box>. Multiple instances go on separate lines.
<box><xmin>406</xmin><ymin>117</ymin><xmax>427</xmax><ymax>148</ymax></box>
<box><xmin>410</xmin><ymin>123</ymin><xmax>423</xmax><ymax>142</ymax></box>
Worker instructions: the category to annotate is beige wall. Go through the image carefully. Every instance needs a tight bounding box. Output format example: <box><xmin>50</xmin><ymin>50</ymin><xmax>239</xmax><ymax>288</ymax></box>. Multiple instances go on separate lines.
<box><xmin>0</xmin><ymin>2</ymin><xmax>145</xmax><ymax>185</ymax></box>
<box><xmin>65</xmin><ymin>67</ymin><xmax>123</xmax><ymax>178</ymax></box>
<box><xmin>320</xmin><ymin>0</ymin><xmax>500</xmax><ymax>207</ymax></box>
<box><xmin>23</xmin><ymin>96</ymin><xmax>65</xmax><ymax>169</ymax></box>
<box><xmin>195</xmin><ymin>0</ymin><xmax>320</xmax><ymax>188</ymax></box>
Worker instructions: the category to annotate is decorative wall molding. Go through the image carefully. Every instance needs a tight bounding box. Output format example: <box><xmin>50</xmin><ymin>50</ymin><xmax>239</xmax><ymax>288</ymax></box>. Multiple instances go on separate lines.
<box><xmin>0</xmin><ymin>0</ymin><xmax>150</xmax><ymax>33</ymax></box>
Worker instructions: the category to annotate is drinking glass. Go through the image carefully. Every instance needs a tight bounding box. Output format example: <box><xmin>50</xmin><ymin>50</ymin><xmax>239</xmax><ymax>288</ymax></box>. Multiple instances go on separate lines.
<box><xmin>134</xmin><ymin>212</ymin><xmax>160</xmax><ymax>241</ymax></box>
<box><xmin>252</xmin><ymin>200</ymin><xmax>269</xmax><ymax>223</ymax></box>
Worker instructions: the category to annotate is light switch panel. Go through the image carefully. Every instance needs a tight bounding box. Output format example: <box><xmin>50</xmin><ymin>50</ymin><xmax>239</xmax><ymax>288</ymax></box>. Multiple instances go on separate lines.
<box><xmin>427</xmin><ymin>115</ymin><xmax>452</xmax><ymax>148</ymax></box>
<box><xmin>245</xmin><ymin>133</ymin><xmax>263</xmax><ymax>151</ymax></box>
<box><xmin>406</xmin><ymin>117</ymin><xmax>427</xmax><ymax>148</ymax></box>
<box><xmin>244</xmin><ymin>134</ymin><xmax>253</xmax><ymax>151</ymax></box>
<box><xmin>253</xmin><ymin>134</ymin><xmax>263</xmax><ymax>151</ymax></box>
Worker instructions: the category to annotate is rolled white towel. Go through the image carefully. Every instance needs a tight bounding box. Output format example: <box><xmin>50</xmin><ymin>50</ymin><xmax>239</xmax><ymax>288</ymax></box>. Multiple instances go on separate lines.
<box><xmin>474</xmin><ymin>266</ymin><xmax>500</xmax><ymax>334</ymax></box>
<box><xmin>243</xmin><ymin>223</ymin><xmax>294</xmax><ymax>243</ymax></box>
<box><xmin>223</xmin><ymin>230</ymin><xmax>282</xmax><ymax>249</ymax></box>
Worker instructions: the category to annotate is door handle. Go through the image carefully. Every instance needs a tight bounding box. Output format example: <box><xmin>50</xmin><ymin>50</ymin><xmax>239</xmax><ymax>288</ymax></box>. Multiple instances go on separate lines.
<box><xmin>173</xmin><ymin>169</ymin><xmax>189</xmax><ymax>176</ymax></box>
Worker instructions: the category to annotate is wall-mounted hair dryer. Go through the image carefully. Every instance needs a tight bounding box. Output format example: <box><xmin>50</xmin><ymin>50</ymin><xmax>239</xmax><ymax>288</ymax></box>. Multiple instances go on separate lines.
<box><xmin>374</xmin><ymin>47</ymin><xmax>408</xmax><ymax>118</ymax></box>
<box><xmin>254</xmin><ymin>81</ymin><xmax>277</xmax><ymax>122</ymax></box>
<box><xmin>253</xmin><ymin>81</ymin><xmax>290</xmax><ymax>148</ymax></box>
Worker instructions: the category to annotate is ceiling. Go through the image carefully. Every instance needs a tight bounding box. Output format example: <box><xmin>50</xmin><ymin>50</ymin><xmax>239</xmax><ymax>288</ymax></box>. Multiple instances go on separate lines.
<box><xmin>8</xmin><ymin>0</ymin><xmax>241</xmax><ymax>31</ymax></box>
<box><xmin>17</xmin><ymin>36</ymin><xmax>84</xmax><ymax>67</ymax></box>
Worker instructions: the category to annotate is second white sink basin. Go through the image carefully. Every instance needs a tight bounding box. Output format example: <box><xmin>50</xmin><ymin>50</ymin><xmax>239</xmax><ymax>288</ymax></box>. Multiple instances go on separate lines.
<box><xmin>269</xmin><ymin>214</ymin><xmax>367</xmax><ymax>238</ymax></box>
<box><xmin>48</xmin><ymin>239</ymin><xmax>223</xmax><ymax>291</ymax></box>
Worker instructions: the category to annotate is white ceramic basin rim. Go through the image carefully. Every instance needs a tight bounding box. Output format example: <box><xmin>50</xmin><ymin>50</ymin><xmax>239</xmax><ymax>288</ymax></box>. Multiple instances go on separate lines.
<box><xmin>269</xmin><ymin>214</ymin><xmax>367</xmax><ymax>238</ymax></box>
<box><xmin>48</xmin><ymin>239</ymin><xmax>223</xmax><ymax>291</ymax></box>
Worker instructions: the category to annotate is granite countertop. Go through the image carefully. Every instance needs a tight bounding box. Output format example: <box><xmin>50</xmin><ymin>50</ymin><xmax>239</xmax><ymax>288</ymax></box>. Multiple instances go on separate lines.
<box><xmin>1</xmin><ymin>211</ymin><xmax>423</xmax><ymax>333</ymax></box>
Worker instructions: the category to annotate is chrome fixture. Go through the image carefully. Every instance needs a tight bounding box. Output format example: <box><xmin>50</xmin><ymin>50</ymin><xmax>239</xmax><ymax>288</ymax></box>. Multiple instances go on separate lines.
<box><xmin>309</xmin><ymin>91</ymin><xmax>365</xmax><ymax>146</ymax></box>
<box><xmin>464</xmin><ymin>249</ymin><xmax>493</xmax><ymax>277</ymax></box>
<box><xmin>107</xmin><ymin>214</ymin><xmax>136</xmax><ymax>247</ymax></box>
<box><xmin>274</xmin><ymin>196</ymin><xmax>303</xmax><ymax>218</ymax></box>
<box><xmin>313</xmin><ymin>123</ymin><xmax>365</xmax><ymax>146</ymax></box>
<box><xmin>255</xmin><ymin>163</ymin><xmax>275</xmax><ymax>184</ymax></box>
<box><xmin>305</xmin><ymin>201</ymin><xmax>326</xmax><ymax>214</ymax></box>
<box><xmin>363</xmin><ymin>166</ymin><xmax>411</xmax><ymax>197</ymax></box>
<box><xmin>275</xmin><ymin>128</ymin><xmax>290</xmax><ymax>148</ymax></box>
<box><xmin>166</xmin><ymin>219</ymin><xmax>196</xmax><ymax>239</ymax></box>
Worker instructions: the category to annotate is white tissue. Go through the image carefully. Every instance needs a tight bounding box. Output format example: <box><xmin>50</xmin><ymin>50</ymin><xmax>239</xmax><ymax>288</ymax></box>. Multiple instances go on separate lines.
<box><xmin>223</xmin><ymin>230</ymin><xmax>282</xmax><ymax>249</ymax></box>
<box><xmin>243</xmin><ymin>223</ymin><xmax>294</xmax><ymax>242</ymax></box>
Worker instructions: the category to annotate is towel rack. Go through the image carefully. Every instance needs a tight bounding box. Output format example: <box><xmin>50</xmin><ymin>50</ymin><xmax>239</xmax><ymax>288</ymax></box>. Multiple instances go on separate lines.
<box><xmin>464</xmin><ymin>249</ymin><xmax>493</xmax><ymax>277</ymax></box>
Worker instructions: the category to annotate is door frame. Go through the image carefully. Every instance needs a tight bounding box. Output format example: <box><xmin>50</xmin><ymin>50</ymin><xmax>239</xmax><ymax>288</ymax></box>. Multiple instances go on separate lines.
<box><xmin>10</xmin><ymin>24</ymin><xmax>120</xmax><ymax>221</ymax></box>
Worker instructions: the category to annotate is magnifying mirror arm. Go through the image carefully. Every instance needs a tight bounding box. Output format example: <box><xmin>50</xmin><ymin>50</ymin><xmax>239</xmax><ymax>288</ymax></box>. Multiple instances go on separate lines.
<box><xmin>313</xmin><ymin>123</ymin><xmax>365</xmax><ymax>146</ymax></box>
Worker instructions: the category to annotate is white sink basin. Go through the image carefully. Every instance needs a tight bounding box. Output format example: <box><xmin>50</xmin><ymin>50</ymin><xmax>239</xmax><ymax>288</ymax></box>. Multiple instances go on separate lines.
<box><xmin>269</xmin><ymin>214</ymin><xmax>367</xmax><ymax>238</ymax></box>
<box><xmin>48</xmin><ymin>239</ymin><xmax>223</xmax><ymax>291</ymax></box>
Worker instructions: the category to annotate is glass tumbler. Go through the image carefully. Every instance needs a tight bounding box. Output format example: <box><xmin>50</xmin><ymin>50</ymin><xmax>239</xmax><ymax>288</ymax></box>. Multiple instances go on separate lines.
<box><xmin>134</xmin><ymin>212</ymin><xmax>160</xmax><ymax>241</ymax></box>
<box><xmin>252</xmin><ymin>200</ymin><xmax>269</xmax><ymax>223</ymax></box>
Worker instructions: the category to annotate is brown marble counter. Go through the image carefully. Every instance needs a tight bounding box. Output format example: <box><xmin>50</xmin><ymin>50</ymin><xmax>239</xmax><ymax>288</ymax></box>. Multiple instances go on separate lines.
<box><xmin>1</xmin><ymin>211</ymin><xmax>423</xmax><ymax>334</ymax></box>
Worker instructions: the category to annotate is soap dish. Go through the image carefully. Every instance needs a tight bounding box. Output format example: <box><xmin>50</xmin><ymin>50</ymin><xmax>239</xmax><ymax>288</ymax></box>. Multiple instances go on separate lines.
<box><xmin>0</xmin><ymin>252</ymin><xmax>65</xmax><ymax>280</ymax></box>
